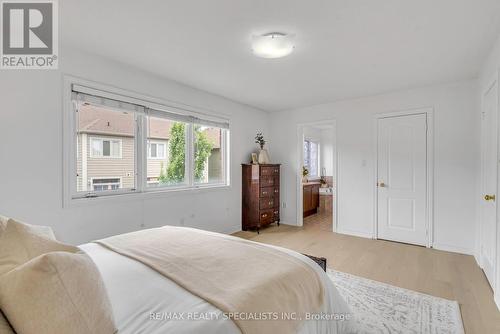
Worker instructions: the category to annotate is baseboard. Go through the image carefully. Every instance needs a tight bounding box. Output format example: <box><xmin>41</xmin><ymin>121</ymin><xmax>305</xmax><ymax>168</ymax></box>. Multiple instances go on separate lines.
<box><xmin>474</xmin><ymin>252</ymin><xmax>482</xmax><ymax>268</ymax></box>
<box><xmin>277</xmin><ymin>220</ymin><xmax>295</xmax><ymax>227</ymax></box>
<box><xmin>335</xmin><ymin>227</ymin><xmax>373</xmax><ymax>239</ymax></box>
<box><xmin>221</xmin><ymin>225</ymin><xmax>242</xmax><ymax>235</ymax></box>
<box><xmin>224</xmin><ymin>221</ymin><xmax>293</xmax><ymax>235</ymax></box>
<box><xmin>495</xmin><ymin>292</ymin><xmax>500</xmax><ymax>311</ymax></box>
<box><xmin>432</xmin><ymin>243</ymin><xmax>475</xmax><ymax>256</ymax></box>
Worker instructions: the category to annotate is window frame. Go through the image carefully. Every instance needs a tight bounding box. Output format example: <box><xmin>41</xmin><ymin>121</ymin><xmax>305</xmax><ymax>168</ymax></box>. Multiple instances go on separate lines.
<box><xmin>63</xmin><ymin>76</ymin><xmax>231</xmax><ymax>207</ymax></box>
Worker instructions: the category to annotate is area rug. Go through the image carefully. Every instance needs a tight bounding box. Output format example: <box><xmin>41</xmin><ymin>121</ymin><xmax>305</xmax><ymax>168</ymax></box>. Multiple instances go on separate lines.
<box><xmin>327</xmin><ymin>269</ymin><xmax>465</xmax><ymax>334</ymax></box>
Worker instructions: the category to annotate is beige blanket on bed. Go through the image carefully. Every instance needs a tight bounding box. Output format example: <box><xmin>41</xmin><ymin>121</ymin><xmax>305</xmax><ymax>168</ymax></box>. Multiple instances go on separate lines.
<box><xmin>97</xmin><ymin>226</ymin><xmax>324</xmax><ymax>334</ymax></box>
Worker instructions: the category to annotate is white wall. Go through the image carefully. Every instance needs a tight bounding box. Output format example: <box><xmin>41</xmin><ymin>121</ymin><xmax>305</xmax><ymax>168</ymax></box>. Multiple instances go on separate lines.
<box><xmin>480</xmin><ymin>35</ymin><xmax>500</xmax><ymax>89</ymax></box>
<box><xmin>303</xmin><ymin>126</ymin><xmax>321</xmax><ymax>142</ymax></box>
<box><xmin>320</xmin><ymin>129</ymin><xmax>334</xmax><ymax>177</ymax></box>
<box><xmin>269</xmin><ymin>80</ymin><xmax>479</xmax><ymax>255</ymax></box>
<box><xmin>0</xmin><ymin>47</ymin><xmax>268</xmax><ymax>245</ymax></box>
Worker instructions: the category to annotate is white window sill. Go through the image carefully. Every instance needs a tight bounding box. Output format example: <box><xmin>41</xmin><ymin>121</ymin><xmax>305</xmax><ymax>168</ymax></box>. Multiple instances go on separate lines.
<box><xmin>65</xmin><ymin>184</ymin><xmax>231</xmax><ymax>208</ymax></box>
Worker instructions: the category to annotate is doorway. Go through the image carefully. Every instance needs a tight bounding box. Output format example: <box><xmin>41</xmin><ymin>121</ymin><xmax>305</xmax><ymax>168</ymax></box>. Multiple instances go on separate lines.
<box><xmin>297</xmin><ymin>120</ymin><xmax>337</xmax><ymax>232</ymax></box>
<box><xmin>375</xmin><ymin>110</ymin><xmax>433</xmax><ymax>246</ymax></box>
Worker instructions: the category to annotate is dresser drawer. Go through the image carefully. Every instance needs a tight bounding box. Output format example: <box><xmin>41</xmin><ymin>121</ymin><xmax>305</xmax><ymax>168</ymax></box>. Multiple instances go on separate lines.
<box><xmin>260</xmin><ymin>166</ymin><xmax>280</xmax><ymax>176</ymax></box>
<box><xmin>260</xmin><ymin>186</ymin><xmax>277</xmax><ymax>198</ymax></box>
<box><xmin>259</xmin><ymin>210</ymin><xmax>275</xmax><ymax>225</ymax></box>
<box><xmin>260</xmin><ymin>176</ymin><xmax>278</xmax><ymax>187</ymax></box>
<box><xmin>260</xmin><ymin>198</ymin><xmax>277</xmax><ymax>210</ymax></box>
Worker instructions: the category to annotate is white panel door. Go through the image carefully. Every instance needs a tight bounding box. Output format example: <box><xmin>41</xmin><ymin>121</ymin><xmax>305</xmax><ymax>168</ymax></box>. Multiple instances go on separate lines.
<box><xmin>377</xmin><ymin>113</ymin><xmax>427</xmax><ymax>246</ymax></box>
<box><xmin>481</xmin><ymin>79</ymin><xmax>498</xmax><ymax>290</ymax></box>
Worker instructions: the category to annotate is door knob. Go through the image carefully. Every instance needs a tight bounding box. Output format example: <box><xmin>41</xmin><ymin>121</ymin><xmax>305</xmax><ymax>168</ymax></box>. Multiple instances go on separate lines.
<box><xmin>378</xmin><ymin>182</ymin><xmax>386</xmax><ymax>188</ymax></box>
<box><xmin>484</xmin><ymin>194</ymin><xmax>496</xmax><ymax>201</ymax></box>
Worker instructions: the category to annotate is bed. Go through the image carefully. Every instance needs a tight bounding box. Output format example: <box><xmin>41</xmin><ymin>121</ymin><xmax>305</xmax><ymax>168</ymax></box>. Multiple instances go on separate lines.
<box><xmin>0</xmin><ymin>219</ymin><xmax>355</xmax><ymax>334</ymax></box>
<box><xmin>81</xmin><ymin>239</ymin><xmax>353</xmax><ymax>333</ymax></box>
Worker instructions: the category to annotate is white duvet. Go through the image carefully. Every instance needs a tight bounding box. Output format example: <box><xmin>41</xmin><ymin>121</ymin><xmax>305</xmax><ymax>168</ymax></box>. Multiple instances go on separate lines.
<box><xmin>80</xmin><ymin>232</ymin><xmax>355</xmax><ymax>334</ymax></box>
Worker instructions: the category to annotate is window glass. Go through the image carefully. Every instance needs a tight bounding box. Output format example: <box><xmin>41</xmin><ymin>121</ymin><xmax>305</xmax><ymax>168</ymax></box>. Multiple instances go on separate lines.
<box><xmin>304</xmin><ymin>141</ymin><xmax>310</xmax><ymax>170</ymax></box>
<box><xmin>304</xmin><ymin>139</ymin><xmax>319</xmax><ymax>177</ymax></box>
<box><xmin>310</xmin><ymin>141</ymin><xmax>319</xmax><ymax>177</ymax></box>
<box><xmin>76</xmin><ymin>103</ymin><xmax>135</xmax><ymax>193</ymax></box>
<box><xmin>91</xmin><ymin>139</ymin><xmax>102</xmax><ymax>157</ymax></box>
<box><xmin>194</xmin><ymin>125</ymin><xmax>224</xmax><ymax>184</ymax></box>
<box><xmin>150</xmin><ymin>143</ymin><xmax>157</xmax><ymax>158</ymax></box>
<box><xmin>103</xmin><ymin>141</ymin><xmax>111</xmax><ymax>156</ymax></box>
<box><xmin>146</xmin><ymin>116</ymin><xmax>186</xmax><ymax>187</ymax></box>
<box><xmin>157</xmin><ymin>143</ymin><xmax>165</xmax><ymax>158</ymax></box>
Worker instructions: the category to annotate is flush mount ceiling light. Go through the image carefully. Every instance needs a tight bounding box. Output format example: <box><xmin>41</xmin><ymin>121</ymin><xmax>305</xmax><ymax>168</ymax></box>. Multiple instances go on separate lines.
<box><xmin>252</xmin><ymin>33</ymin><xmax>295</xmax><ymax>59</ymax></box>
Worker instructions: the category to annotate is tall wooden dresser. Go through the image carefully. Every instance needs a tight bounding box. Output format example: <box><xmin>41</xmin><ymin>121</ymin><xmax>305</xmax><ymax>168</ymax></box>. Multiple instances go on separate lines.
<box><xmin>242</xmin><ymin>164</ymin><xmax>280</xmax><ymax>233</ymax></box>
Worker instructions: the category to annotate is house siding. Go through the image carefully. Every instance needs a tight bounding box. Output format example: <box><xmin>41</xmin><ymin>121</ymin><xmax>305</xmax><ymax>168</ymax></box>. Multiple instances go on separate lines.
<box><xmin>77</xmin><ymin>134</ymin><xmax>169</xmax><ymax>191</ymax></box>
<box><xmin>208</xmin><ymin>148</ymin><xmax>222</xmax><ymax>182</ymax></box>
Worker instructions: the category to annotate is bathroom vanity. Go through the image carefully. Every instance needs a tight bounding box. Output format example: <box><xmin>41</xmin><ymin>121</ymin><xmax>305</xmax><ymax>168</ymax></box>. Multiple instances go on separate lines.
<box><xmin>303</xmin><ymin>182</ymin><xmax>320</xmax><ymax>217</ymax></box>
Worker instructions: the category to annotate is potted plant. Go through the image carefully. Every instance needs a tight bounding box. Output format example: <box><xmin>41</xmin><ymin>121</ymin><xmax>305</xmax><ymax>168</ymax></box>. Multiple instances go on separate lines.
<box><xmin>255</xmin><ymin>132</ymin><xmax>270</xmax><ymax>164</ymax></box>
<box><xmin>320</xmin><ymin>176</ymin><xmax>328</xmax><ymax>188</ymax></box>
<box><xmin>302</xmin><ymin>166</ymin><xmax>309</xmax><ymax>183</ymax></box>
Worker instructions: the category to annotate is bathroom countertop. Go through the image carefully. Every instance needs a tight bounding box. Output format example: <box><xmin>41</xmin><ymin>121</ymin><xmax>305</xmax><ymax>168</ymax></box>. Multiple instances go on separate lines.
<box><xmin>302</xmin><ymin>182</ymin><xmax>322</xmax><ymax>186</ymax></box>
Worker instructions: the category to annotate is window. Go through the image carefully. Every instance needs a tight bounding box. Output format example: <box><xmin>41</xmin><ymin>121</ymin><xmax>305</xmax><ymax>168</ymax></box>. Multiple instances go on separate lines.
<box><xmin>90</xmin><ymin>137</ymin><xmax>122</xmax><ymax>158</ymax></box>
<box><xmin>304</xmin><ymin>139</ymin><xmax>319</xmax><ymax>177</ymax></box>
<box><xmin>69</xmin><ymin>83</ymin><xmax>230</xmax><ymax>200</ymax></box>
<box><xmin>75</xmin><ymin>102</ymin><xmax>136</xmax><ymax>194</ymax></box>
<box><xmin>147</xmin><ymin>116</ymin><xmax>187</xmax><ymax>188</ymax></box>
<box><xmin>92</xmin><ymin>178</ymin><xmax>121</xmax><ymax>191</ymax></box>
<box><xmin>148</xmin><ymin>141</ymin><xmax>166</xmax><ymax>159</ymax></box>
<box><xmin>194</xmin><ymin>125</ymin><xmax>224</xmax><ymax>185</ymax></box>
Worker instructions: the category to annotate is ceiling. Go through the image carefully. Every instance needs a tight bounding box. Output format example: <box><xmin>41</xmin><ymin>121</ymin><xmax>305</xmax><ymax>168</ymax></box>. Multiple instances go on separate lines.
<box><xmin>61</xmin><ymin>0</ymin><xmax>500</xmax><ymax>112</ymax></box>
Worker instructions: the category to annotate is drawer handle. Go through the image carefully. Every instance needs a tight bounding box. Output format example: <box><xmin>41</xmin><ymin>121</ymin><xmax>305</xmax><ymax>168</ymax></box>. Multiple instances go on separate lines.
<box><xmin>269</xmin><ymin>201</ymin><xmax>273</xmax><ymax>206</ymax></box>
<box><xmin>274</xmin><ymin>189</ymin><xmax>278</xmax><ymax>193</ymax></box>
<box><xmin>262</xmin><ymin>214</ymin><xmax>268</xmax><ymax>218</ymax></box>
<box><xmin>262</xmin><ymin>191</ymin><xmax>268</xmax><ymax>195</ymax></box>
<box><xmin>274</xmin><ymin>211</ymin><xmax>278</xmax><ymax>214</ymax></box>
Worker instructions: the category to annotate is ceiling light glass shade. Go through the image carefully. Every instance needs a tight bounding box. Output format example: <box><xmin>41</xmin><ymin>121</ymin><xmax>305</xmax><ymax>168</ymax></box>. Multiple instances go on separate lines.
<box><xmin>252</xmin><ymin>33</ymin><xmax>295</xmax><ymax>59</ymax></box>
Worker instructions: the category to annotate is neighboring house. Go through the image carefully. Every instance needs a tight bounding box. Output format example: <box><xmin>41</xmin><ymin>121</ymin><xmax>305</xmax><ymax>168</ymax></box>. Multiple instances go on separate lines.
<box><xmin>202</xmin><ymin>126</ymin><xmax>222</xmax><ymax>183</ymax></box>
<box><xmin>76</xmin><ymin>104</ymin><xmax>221</xmax><ymax>192</ymax></box>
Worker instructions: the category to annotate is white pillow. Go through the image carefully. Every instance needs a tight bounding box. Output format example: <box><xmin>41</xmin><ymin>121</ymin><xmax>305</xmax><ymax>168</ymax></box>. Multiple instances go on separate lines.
<box><xmin>0</xmin><ymin>215</ymin><xmax>8</xmax><ymax>235</ymax></box>
<box><xmin>0</xmin><ymin>216</ymin><xmax>55</xmax><ymax>240</ymax></box>
<box><xmin>0</xmin><ymin>219</ymin><xmax>77</xmax><ymax>275</ymax></box>
<box><xmin>0</xmin><ymin>251</ymin><xmax>117</xmax><ymax>334</ymax></box>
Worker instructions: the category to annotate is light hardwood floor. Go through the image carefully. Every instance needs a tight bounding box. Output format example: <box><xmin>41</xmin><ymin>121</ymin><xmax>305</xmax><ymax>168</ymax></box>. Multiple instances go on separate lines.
<box><xmin>233</xmin><ymin>213</ymin><xmax>500</xmax><ymax>334</ymax></box>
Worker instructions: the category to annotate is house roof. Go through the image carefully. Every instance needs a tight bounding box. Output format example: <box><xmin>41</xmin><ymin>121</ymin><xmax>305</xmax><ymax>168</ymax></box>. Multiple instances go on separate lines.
<box><xmin>78</xmin><ymin>104</ymin><xmax>220</xmax><ymax>148</ymax></box>
<box><xmin>202</xmin><ymin>126</ymin><xmax>221</xmax><ymax>149</ymax></box>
